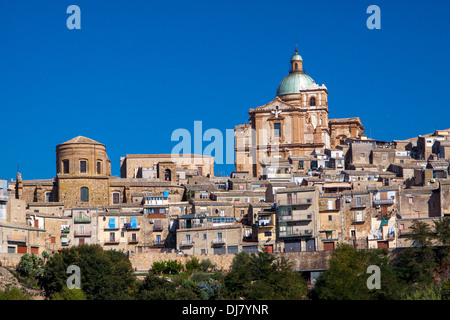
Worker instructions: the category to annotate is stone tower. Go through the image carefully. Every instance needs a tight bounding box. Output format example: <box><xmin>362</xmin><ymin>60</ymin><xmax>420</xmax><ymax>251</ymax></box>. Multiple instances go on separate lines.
<box><xmin>56</xmin><ymin>136</ymin><xmax>111</xmax><ymax>207</ymax></box>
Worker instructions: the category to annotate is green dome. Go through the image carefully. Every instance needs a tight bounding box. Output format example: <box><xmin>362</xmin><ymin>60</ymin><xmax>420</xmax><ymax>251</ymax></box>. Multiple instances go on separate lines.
<box><xmin>276</xmin><ymin>49</ymin><xmax>315</xmax><ymax>96</ymax></box>
<box><xmin>276</xmin><ymin>72</ymin><xmax>315</xmax><ymax>96</ymax></box>
<box><xmin>291</xmin><ymin>53</ymin><xmax>303</xmax><ymax>61</ymax></box>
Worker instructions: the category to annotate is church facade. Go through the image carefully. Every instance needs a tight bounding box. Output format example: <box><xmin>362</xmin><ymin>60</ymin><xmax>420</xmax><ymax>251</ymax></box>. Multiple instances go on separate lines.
<box><xmin>235</xmin><ymin>49</ymin><xmax>365</xmax><ymax>177</ymax></box>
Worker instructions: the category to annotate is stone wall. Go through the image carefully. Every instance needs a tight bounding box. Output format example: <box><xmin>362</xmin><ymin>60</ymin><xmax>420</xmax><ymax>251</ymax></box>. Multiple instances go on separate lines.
<box><xmin>128</xmin><ymin>251</ymin><xmax>332</xmax><ymax>273</ymax></box>
<box><xmin>0</xmin><ymin>253</ymin><xmax>23</xmax><ymax>268</ymax></box>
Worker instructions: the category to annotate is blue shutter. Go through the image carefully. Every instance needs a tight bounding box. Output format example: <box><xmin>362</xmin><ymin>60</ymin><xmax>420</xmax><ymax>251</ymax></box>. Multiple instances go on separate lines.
<box><xmin>109</xmin><ymin>218</ymin><xmax>115</xmax><ymax>228</ymax></box>
<box><xmin>131</xmin><ymin>217</ymin><xmax>137</xmax><ymax>228</ymax></box>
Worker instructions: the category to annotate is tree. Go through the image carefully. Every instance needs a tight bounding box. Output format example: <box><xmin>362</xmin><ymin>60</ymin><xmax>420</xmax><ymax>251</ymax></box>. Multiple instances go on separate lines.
<box><xmin>50</xmin><ymin>286</ymin><xmax>86</xmax><ymax>300</ymax></box>
<box><xmin>311</xmin><ymin>244</ymin><xmax>405</xmax><ymax>300</ymax></box>
<box><xmin>40</xmin><ymin>244</ymin><xmax>136</xmax><ymax>300</ymax></box>
<box><xmin>17</xmin><ymin>253</ymin><xmax>44</xmax><ymax>279</ymax></box>
<box><xmin>224</xmin><ymin>251</ymin><xmax>307</xmax><ymax>300</ymax></box>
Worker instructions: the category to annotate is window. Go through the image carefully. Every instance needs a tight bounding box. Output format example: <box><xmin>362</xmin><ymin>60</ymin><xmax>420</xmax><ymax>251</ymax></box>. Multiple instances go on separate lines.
<box><xmin>356</xmin><ymin>196</ymin><xmax>362</xmax><ymax>207</ymax></box>
<box><xmin>156</xmin><ymin>235</ymin><xmax>161</xmax><ymax>244</ymax></box>
<box><xmin>80</xmin><ymin>187</ymin><xmax>89</xmax><ymax>202</ymax></box>
<box><xmin>311</xmin><ymin>160</ymin><xmax>318</xmax><ymax>169</ymax></box>
<box><xmin>80</xmin><ymin>160</ymin><xmax>87</xmax><ymax>173</ymax></box>
<box><xmin>274</xmin><ymin>123</ymin><xmax>281</xmax><ymax>137</ymax></box>
<box><xmin>328</xmin><ymin>215</ymin><xmax>332</xmax><ymax>221</ymax></box>
<box><xmin>110</xmin><ymin>233</ymin><xmax>115</xmax><ymax>242</ymax></box>
<box><xmin>63</xmin><ymin>160</ymin><xmax>70</xmax><ymax>174</ymax></box>
<box><xmin>298</xmin><ymin>161</ymin><xmax>304</xmax><ymax>169</ymax></box>
<box><xmin>309</xmin><ymin>97</ymin><xmax>316</xmax><ymax>106</ymax></box>
<box><xmin>220</xmin><ymin>210</ymin><xmax>225</xmax><ymax>217</ymax></box>
<box><xmin>203</xmin><ymin>233</ymin><xmax>207</xmax><ymax>240</ymax></box>
<box><xmin>361</xmin><ymin>153</ymin><xmax>366</xmax><ymax>158</ymax></box>
<box><xmin>113</xmin><ymin>192</ymin><xmax>120</xmax><ymax>204</ymax></box>
<box><xmin>109</xmin><ymin>218</ymin><xmax>115</xmax><ymax>229</ymax></box>
<box><xmin>96</xmin><ymin>161</ymin><xmax>102</xmax><ymax>174</ymax></box>
<box><xmin>408</xmin><ymin>197</ymin><xmax>414</xmax><ymax>204</ymax></box>
<box><xmin>294</xmin><ymin>62</ymin><xmax>298</xmax><ymax>70</ymax></box>
<box><xmin>264</xmin><ymin>231</ymin><xmax>272</xmax><ymax>237</ymax></box>
<box><xmin>217</xmin><ymin>232</ymin><xmax>223</xmax><ymax>240</ymax></box>
<box><xmin>45</xmin><ymin>192</ymin><xmax>53</xmax><ymax>202</ymax></box>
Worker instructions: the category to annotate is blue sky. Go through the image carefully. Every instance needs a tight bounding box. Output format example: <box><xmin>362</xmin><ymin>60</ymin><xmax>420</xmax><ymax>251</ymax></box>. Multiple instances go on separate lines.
<box><xmin>0</xmin><ymin>0</ymin><xmax>449</xmax><ymax>180</ymax></box>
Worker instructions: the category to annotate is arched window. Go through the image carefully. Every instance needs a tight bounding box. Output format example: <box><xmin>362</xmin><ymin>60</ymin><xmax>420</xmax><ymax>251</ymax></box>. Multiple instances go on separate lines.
<box><xmin>62</xmin><ymin>160</ymin><xmax>70</xmax><ymax>174</ymax></box>
<box><xmin>164</xmin><ymin>169</ymin><xmax>171</xmax><ymax>181</ymax></box>
<box><xmin>294</xmin><ymin>63</ymin><xmax>298</xmax><ymax>70</ymax></box>
<box><xmin>80</xmin><ymin>160</ymin><xmax>88</xmax><ymax>173</ymax></box>
<box><xmin>309</xmin><ymin>97</ymin><xmax>316</xmax><ymax>106</ymax></box>
<box><xmin>80</xmin><ymin>187</ymin><xmax>89</xmax><ymax>202</ymax></box>
<box><xmin>96</xmin><ymin>161</ymin><xmax>102</xmax><ymax>175</ymax></box>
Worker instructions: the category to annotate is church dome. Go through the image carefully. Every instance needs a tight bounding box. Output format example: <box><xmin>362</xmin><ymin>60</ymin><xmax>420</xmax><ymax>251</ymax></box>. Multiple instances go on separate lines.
<box><xmin>276</xmin><ymin>49</ymin><xmax>315</xmax><ymax>96</ymax></box>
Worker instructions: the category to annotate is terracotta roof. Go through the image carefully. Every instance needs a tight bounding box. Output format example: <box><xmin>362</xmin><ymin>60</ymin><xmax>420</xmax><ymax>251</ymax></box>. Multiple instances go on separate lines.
<box><xmin>59</xmin><ymin>136</ymin><xmax>103</xmax><ymax>145</ymax></box>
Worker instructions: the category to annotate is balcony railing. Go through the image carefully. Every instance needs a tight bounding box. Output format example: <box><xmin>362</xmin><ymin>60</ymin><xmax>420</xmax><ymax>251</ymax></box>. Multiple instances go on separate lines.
<box><xmin>279</xmin><ymin>229</ymin><xmax>313</xmax><ymax>237</ymax></box>
<box><xmin>74</xmin><ymin>218</ymin><xmax>91</xmax><ymax>223</ymax></box>
<box><xmin>351</xmin><ymin>216</ymin><xmax>365</xmax><ymax>223</ymax></box>
<box><xmin>74</xmin><ymin>231</ymin><xmax>92</xmax><ymax>237</ymax></box>
<box><xmin>180</xmin><ymin>240</ymin><xmax>194</xmax><ymax>247</ymax></box>
<box><xmin>398</xmin><ymin>229</ymin><xmax>411</xmax><ymax>236</ymax></box>
<box><xmin>128</xmin><ymin>236</ymin><xmax>139</xmax><ymax>244</ymax></box>
<box><xmin>373</xmin><ymin>199</ymin><xmax>395</xmax><ymax>206</ymax></box>
<box><xmin>279</xmin><ymin>198</ymin><xmax>313</xmax><ymax>206</ymax></box>
<box><xmin>123</xmin><ymin>223</ymin><xmax>141</xmax><ymax>230</ymax></box>
<box><xmin>279</xmin><ymin>214</ymin><xmax>312</xmax><ymax>222</ymax></box>
<box><xmin>211</xmin><ymin>238</ymin><xmax>226</xmax><ymax>246</ymax></box>
<box><xmin>7</xmin><ymin>235</ymin><xmax>27</xmax><ymax>242</ymax></box>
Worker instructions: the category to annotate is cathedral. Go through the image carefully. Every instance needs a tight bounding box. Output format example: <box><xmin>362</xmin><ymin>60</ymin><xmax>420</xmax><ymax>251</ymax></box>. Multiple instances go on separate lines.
<box><xmin>234</xmin><ymin>49</ymin><xmax>365</xmax><ymax>177</ymax></box>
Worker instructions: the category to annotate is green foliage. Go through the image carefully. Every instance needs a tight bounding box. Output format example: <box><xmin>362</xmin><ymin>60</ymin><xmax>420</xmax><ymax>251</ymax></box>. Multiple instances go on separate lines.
<box><xmin>0</xmin><ymin>287</ymin><xmax>31</xmax><ymax>300</ymax></box>
<box><xmin>151</xmin><ymin>260</ymin><xmax>184</xmax><ymax>274</ymax></box>
<box><xmin>17</xmin><ymin>253</ymin><xmax>44</xmax><ymax>279</ymax></box>
<box><xmin>408</xmin><ymin>220</ymin><xmax>434</xmax><ymax>248</ymax></box>
<box><xmin>311</xmin><ymin>244</ymin><xmax>406</xmax><ymax>300</ymax></box>
<box><xmin>224</xmin><ymin>251</ymin><xmax>307</xmax><ymax>300</ymax></box>
<box><xmin>50</xmin><ymin>286</ymin><xmax>86</xmax><ymax>300</ymax></box>
<box><xmin>200</xmin><ymin>258</ymin><xmax>215</xmax><ymax>271</ymax></box>
<box><xmin>40</xmin><ymin>244</ymin><xmax>136</xmax><ymax>300</ymax></box>
<box><xmin>442</xmin><ymin>279</ymin><xmax>450</xmax><ymax>300</ymax></box>
<box><xmin>185</xmin><ymin>257</ymin><xmax>201</xmax><ymax>274</ymax></box>
<box><xmin>135</xmin><ymin>273</ymin><xmax>199</xmax><ymax>300</ymax></box>
<box><xmin>191</xmin><ymin>271</ymin><xmax>212</xmax><ymax>283</ymax></box>
<box><xmin>198</xmin><ymin>279</ymin><xmax>223</xmax><ymax>300</ymax></box>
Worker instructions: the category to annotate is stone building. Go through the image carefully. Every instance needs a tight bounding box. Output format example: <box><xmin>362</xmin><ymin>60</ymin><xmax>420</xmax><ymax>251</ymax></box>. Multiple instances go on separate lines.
<box><xmin>235</xmin><ymin>49</ymin><xmax>365</xmax><ymax>178</ymax></box>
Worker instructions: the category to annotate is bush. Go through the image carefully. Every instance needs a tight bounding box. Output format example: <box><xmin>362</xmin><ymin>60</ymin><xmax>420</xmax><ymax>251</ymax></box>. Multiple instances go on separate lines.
<box><xmin>51</xmin><ymin>286</ymin><xmax>86</xmax><ymax>300</ymax></box>
<box><xmin>17</xmin><ymin>253</ymin><xmax>44</xmax><ymax>279</ymax></box>
<box><xmin>151</xmin><ymin>260</ymin><xmax>184</xmax><ymax>274</ymax></box>
<box><xmin>0</xmin><ymin>287</ymin><xmax>31</xmax><ymax>300</ymax></box>
<box><xmin>185</xmin><ymin>257</ymin><xmax>201</xmax><ymax>274</ymax></box>
<box><xmin>200</xmin><ymin>259</ymin><xmax>215</xmax><ymax>271</ymax></box>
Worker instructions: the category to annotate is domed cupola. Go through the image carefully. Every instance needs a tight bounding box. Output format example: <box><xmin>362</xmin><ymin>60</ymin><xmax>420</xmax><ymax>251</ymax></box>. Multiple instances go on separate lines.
<box><xmin>276</xmin><ymin>49</ymin><xmax>315</xmax><ymax>97</ymax></box>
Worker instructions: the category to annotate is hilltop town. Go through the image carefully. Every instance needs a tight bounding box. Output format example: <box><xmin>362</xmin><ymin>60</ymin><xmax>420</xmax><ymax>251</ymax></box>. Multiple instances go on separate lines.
<box><xmin>1</xmin><ymin>50</ymin><xmax>449</xmax><ymax>283</ymax></box>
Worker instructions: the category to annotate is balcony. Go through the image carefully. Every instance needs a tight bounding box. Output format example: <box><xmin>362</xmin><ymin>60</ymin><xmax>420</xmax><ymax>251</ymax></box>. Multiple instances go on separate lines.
<box><xmin>74</xmin><ymin>218</ymin><xmax>91</xmax><ymax>223</ymax></box>
<box><xmin>279</xmin><ymin>198</ymin><xmax>313</xmax><ymax>207</ymax></box>
<box><xmin>153</xmin><ymin>224</ymin><xmax>164</xmax><ymax>231</ymax></box>
<box><xmin>104</xmin><ymin>225</ymin><xmax>120</xmax><ymax>231</ymax></box>
<box><xmin>279</xmin><ymin>214</ymin><xmax>312</xmax><ymax>222</ymax></box>
<box><xmin>7</xmin><ymin>235</ymin><xmax>27</xmax><ymax>243</ymax></box>
<box><xmin>258</xmin><ymin>220</ymin><xmax>274</xmax><ymax>228</ymax></box>
<box><xmin>123</xmin><ymin>223</ymin><xmax>141</xmax><ymax>231</ymax></box>
<box><xmin>0</xmin><ymin>195</ymin><xmax>8</xmax><ymax>202</ymax></box>
<box><xmin>74</xmin><ymin>231</ymin><xmax>92</xmax><ymax>237</ymax></box>
<box><xmin>398</xmin><ymin>229</ymin><xmax>411</xmax><ymax>237</ymax></box>
<box><xmin>104</xmin><ymin>239</ymin><xmax>120</xmax><ymax>245</ymax></box>
<box><xmin>279</xmin><ymin>229</ymin><xmax>313</xmax><ymax>238</ymax></box>
<box><xmin>61</xmin><ymin>228</ymin><xmax>71</xmax><ymax>234</ymax></box>
<box><xmin>180</xmin><ymin>240</ymin><xmax>194</xmax><ymax>247</ymax></box>
<box><xmin>211</xmin><ymin>238</ymin><xmax>226</xmax><ymax>246</ymax></box>
<box><xmin>373</xmin><ymin>199</ymin><xmax>395</xmax><ymax>206</ymax></box>
<box><xmin>351</xmin><ymin>216</ymin><xmax>365</xmax><ymax>223</ymax></box>
<box><xmin>128</xmin><ymin>236</ymin><xmax>139</xmax><ymax>244</ymax></box>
